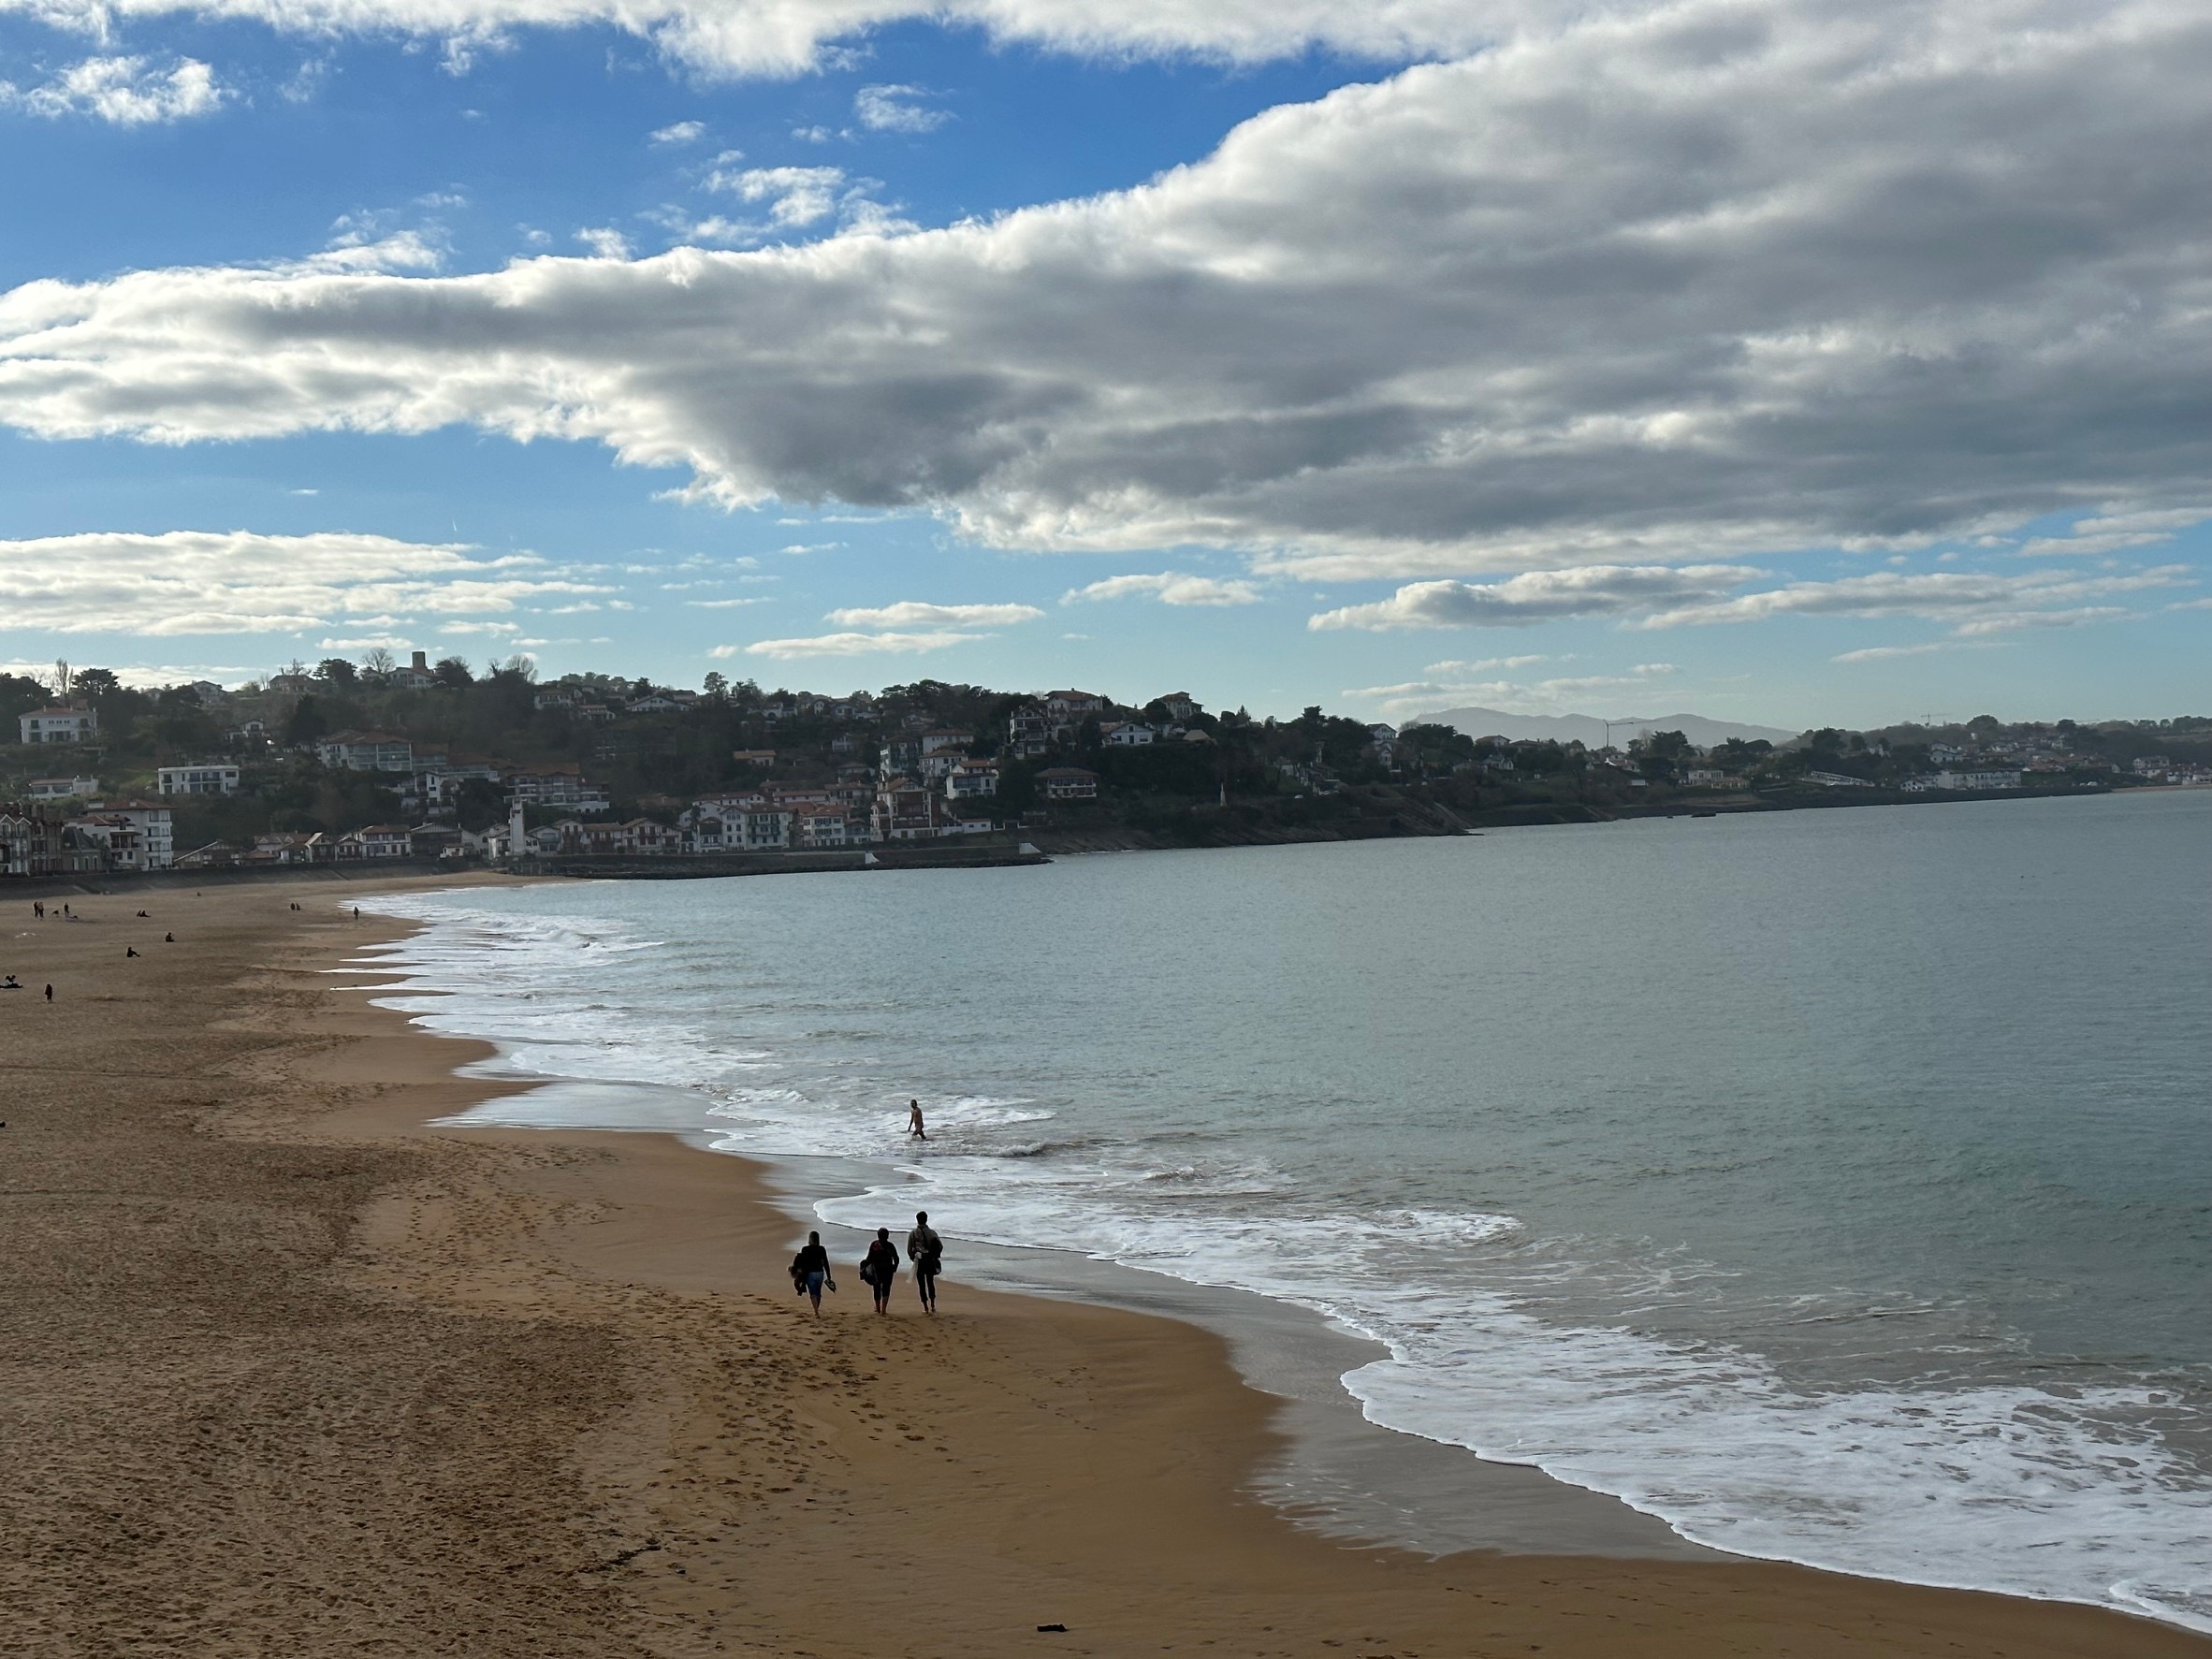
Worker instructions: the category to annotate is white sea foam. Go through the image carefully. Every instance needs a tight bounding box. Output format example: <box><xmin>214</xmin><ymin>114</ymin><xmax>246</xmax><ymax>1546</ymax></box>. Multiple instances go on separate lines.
<box><xmin>353</xmin><ymin>888</ymin><xmax>2212</xmax><ymax>1634</ymax></box>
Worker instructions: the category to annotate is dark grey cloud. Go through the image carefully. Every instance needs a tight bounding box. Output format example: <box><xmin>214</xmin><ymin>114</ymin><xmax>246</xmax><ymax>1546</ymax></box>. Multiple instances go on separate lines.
<box><xmin>6</xmin><ymin>0</ymin><xmax>2212</xmax><ymax>578</ymax></box>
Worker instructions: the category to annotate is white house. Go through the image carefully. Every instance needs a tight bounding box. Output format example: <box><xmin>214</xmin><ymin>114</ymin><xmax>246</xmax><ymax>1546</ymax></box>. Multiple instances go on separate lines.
<box><xmin>19</xmin><ymin>706</ymin><xmax>96</xmax><ymax>745</ymax></box>
<box><xmin>1934</xmin><ymin>769</ymin><xmax>2023</xmax><ymax>791</ymax></box>
<box><xmin>1037</xmin><ymin>766</ymin><xmax>1099</xmax><ymax>800</ymax></box>
<box><xmin>157</xmin><ymin>764</ymin><xmax>241</xmax><ymax>796</ymax></box>
<box><xmin>339</xmin><ymin>824</ymin><xmax>415</xmax><ymax>858</ymax></box>
<box><xmin>387</xmin><ymin>650</ymin><xmax>441</xmax><ymax>691</ymax></box>
<box><xmin>741</xmin><ymin>808</ymin><xmax>793</xmax><ymax>850</ymax></box>
<box><xmin>63</xmin><ymin>803</ymin><xmax>173</xmax><ymax>870</ymax></box>
<box><xmin>28</xmin><ymin>776</ymin><xmax>99</xmax><ymax>801</ymax></box>
<box><xmin>505</xmin><ymin>767</ymin><xmax>612</xmax><ymax>811</ymax></box>
<box><xmin>945</xmin><ymin>760</ymin><xmax>1000</xmax><ymax>800</ymax></box>
<box><xmin>1100</xmin><ymin>721</ymin><xmax>1157</xmax><ymax>747</ymax></box>
<box><xmin>792</xmin><ymin>806</ymin><xmax>853</xmax><ymax>849</ymax></box>
<box><xmin>316</xmin><ymin>732</ymin><xmax>415</xmax><ymax>772</ymax></box>
<box><xmin>104</xmin><ymin>803</ymin><xmax>175</xmax><ymax>868</ymax></box>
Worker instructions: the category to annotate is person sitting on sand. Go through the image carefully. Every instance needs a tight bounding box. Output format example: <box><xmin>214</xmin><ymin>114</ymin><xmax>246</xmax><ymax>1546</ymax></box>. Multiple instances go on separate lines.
<box><xmin>862</xmin><ymin>1228</ymin><xmax>901</xmax><ymax>1316</ymax></box>
<box><xmin>2</xmin><ymin>975</ymin><xmax>19</xmax><ymax>989</ymax></box>
<box><xmin>908</xmin><ymin>1099</ymin><xmax>927</xmax><ymax>1140</ymax></box>
<box><xmin>164</xmin><ymin>933</ymin><xmax>174</xmax><ymax>943</ymax></box>
<box><xmin>792</xmin><ymin>1231</ymin><xmax>834</xmax><ymax>1317</ymax></box>
<box><xmin>908</xmin><ymin>1211</ymin><xmax>943</xmax><ymax>1315</ymax></box>
<box><xmin>125</xmin><ymin>947</ymin><xmax>138</xmax><ymax>958</ymax></box>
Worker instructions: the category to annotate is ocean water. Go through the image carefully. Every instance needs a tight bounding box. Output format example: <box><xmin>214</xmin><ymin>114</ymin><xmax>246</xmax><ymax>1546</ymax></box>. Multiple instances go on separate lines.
<box><xmin>356</xmin><ymin>789</ymin><xmax>2212</xmax><ymax>1631</ymax></box>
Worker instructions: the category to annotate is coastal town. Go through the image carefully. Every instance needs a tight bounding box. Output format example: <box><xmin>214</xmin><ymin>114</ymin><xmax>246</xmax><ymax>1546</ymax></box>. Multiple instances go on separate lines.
<box><xmin>2</xmin><ymin>653</ymin><xmax>2206</xmax><ymax>877</ymax></box>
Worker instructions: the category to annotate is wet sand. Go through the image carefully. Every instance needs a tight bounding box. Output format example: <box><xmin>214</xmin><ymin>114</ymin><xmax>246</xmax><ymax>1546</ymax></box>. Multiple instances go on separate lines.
<box><xmin>2</xmin><ymin>874</ymin><xmax>2205</xmax><ymax>1657</ymax></box>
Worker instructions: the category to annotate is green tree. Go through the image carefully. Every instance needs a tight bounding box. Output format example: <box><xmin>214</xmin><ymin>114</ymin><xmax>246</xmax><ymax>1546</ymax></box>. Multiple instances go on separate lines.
<box><xmin>318</xmin><ymin>657</ymin><xmax>358</xmax><ymax>688</ymax></box>
<box><xmin>285</xmin><ymin>695</ymin><xmax>329</xmax><ymax>747</ymax></box>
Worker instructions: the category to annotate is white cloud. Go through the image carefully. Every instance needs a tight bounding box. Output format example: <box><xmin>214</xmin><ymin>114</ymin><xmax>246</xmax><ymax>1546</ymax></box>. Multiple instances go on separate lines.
<box><xmin>688</xmin><ymin>164</ymin><xmax>908</xmax><ymax>240</ymax></box>
<box><xmin>576</xmin><ymin>226</ymin><xmax>633</xmax><ymax>259</ymax></box>
<box><xmin>1</xmin><ymin>659</ymin><xmax>252</xmax><ymax>687</ymax></box>
<box><xmin>823</xmin><ymin>600</ymin><xmax>1042</xmax><ymax>627</ymax></box>
<box><xmin>2016</xmin><ymin>507</ymin><xmax>2212</xmax><ymax>558</ymax></box>
<box><xmin>1831</xmin><ymin>642</ymin><xmax>1960</xmax><ymax>663</ymax></box>
<box><xmin>1316</xmin><ymin>563</ymin><xmax>2192</xmax><ymax>639</ymax></box>
<box><xmin>1065</xmin><ymin>572</ymin><xmax>1261</xmax><ymax>606</ymax></box>
<box><xmin>1634</xmin><ymin>567</ymin><xmax>2190</xmax><ymax>631</ymax></box>
<box><xmin>853</xmin><ymin>83</ymin><xmax>945</xmax><ymax>133</ymax></box>
<box><xmin>1427</xmin><ymin>654</ymin><xmax>1550</xmax><ymax>674</ymax></box>
<box><xmin>1345</xmin><ymin>662</ymin><xmax>1677</xmax><ymax>719</ymax></box>
<box><xmin>0</xmin><ymin>0</ymin><xmax>1514</xmax><ymax>80</ymax></box>
<box><xmin>1311</xmin><ymin>567</ymin><xmax>1760</xmax><ymax>631</ymax></box>
<box><xmin>651</xmin><ymin>119</ymin><xmax>706</xmax><ymax>145</ymax></box>
<box><xmin>682</xmin><ymin>595</ymin><xmax>768</xmax><ymax>607</ymax></box>
<box><xmin>13</xmin><ymin>3</ymin><xmax>2212</xmax><ymax>580</ymax></box>
<box><xmin>728</xmin><ymin>630</ymin><xmax>979</xmax><ymax>658</ymax></box>
<box><xmin>1</xmin><ymin>55</ymin><xmax>224</xmax><ymax>124</ymax></box>
<box><xmin>0</xmin><ymin>530</ymin><xmax>611</xmax><ymax>636</ymax></box>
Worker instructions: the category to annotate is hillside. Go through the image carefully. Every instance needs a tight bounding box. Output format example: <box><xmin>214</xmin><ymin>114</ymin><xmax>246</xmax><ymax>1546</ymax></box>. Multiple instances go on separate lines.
<box><xmin>1416</xmin><ymin>706</ymin><xmax>1800</xmax><ymax>749</ymax></box>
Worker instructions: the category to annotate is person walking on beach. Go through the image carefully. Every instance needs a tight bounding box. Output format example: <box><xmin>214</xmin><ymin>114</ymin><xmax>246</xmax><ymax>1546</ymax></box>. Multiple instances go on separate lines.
<box><xmin>908</xmin><ymin>1211</ymin><xmax>943</xmax><ymax>1314</ymax></box>
<box><xmin>792</xmin><ymin>1230</ymin><xmax>835</xmax><ymax>1317</ymax></box>
<box><xmin>862</xmin><ymin>1228</ymin><xmax>901</xmax><ymax>1315</ymax></box>
<box><xmin>908</xmin><ymin>1099</ymin><xmax>927</xmax><ymax>1140</ymax></box>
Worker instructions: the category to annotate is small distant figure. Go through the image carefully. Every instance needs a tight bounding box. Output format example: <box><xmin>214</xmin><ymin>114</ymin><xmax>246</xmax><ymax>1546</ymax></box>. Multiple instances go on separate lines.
<box><xmin>32</xmin><ymin>902</ymin><xmax>43</xmax><ymax>919</ymax></box>
<box><xmin>909</xmin><ymin>1211</ymin><xmax>943</xmax><ymax>1315</ymax></box>
<box><xmin>791</xmin><ymin>1230</ymin><xmax>835</xmax><ymax>1317</ymax></box>
<box><xmin>2</xmin><ymin>974</ymin><xmax>20</xmax><ymax>989</ymax></box>
<box><xmin>125</xmin><ymin>947</ymin><xmax>138</xmax><ymax>958</ymax></box>
<box><xmin>353</xmin><ymin>907</ymin><xmax>360</xmax><ymax>921</ymax></box>
<box><xmin>135</xmin><ymin>910</ymin><xmax>148</xmax><ymax>919</ymax></box>
<box><xmin>62</xmin><ymin>903</ymin><xmax>71</xmax><ymax>917</ymax></box>
<box><xmin>44</xmin><ymin>983</ymin><xmax>53</xmax><ymax>1001</ymax></box>
<box><xmin>862</xmin><ymin>1228</ymin><xmax>901</xmax><ymax>1316</ymax></box>
<box><xmin>908</xmin><ymin>1099</ymin><xmax>927</xmax><ymax>1140</ymax></box>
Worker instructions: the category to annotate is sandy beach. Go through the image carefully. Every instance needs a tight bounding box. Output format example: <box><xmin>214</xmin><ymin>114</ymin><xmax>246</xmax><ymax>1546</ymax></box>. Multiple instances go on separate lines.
<box><xmin>3</xmin><ymin>874</ymin><xmax>2205</xmax><ymax>1658</ymax></box>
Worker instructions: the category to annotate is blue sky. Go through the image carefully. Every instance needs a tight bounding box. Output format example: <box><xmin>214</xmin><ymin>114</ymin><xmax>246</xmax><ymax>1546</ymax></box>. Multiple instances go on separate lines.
<box><xmin>1</xmin><ymin>0</ymin><xmax>2207</xmax><ymax>728</ymax></box>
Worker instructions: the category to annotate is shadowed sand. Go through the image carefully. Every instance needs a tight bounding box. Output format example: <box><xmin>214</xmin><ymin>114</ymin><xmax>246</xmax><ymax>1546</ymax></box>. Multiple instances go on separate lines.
<box><xmin>2</xmin><ymin>875</ymin><xmax>2204</xmax><ymax>1657</ymax></box>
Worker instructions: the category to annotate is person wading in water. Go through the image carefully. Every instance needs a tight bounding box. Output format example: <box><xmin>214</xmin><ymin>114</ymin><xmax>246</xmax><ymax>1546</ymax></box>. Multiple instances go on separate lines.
<box><xmin>908</xmin><ymin>1099</ymin><xmax>927</xmax><ymax>1140</ymax></box>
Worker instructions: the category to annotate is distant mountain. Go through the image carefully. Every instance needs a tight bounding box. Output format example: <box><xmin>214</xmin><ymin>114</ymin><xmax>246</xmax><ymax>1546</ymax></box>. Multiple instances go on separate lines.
<box><xmin>1410</xmin><ymin>706</ymin><xmax>1799</xmax><ymax>749</ymax></box>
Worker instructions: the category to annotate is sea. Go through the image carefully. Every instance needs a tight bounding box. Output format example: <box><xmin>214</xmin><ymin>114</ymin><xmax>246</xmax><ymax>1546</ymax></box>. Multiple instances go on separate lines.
<box><xmin>354</xmin><ymin>788</ymin><xmax>2212</xmax><ymax>1632</ymax></box>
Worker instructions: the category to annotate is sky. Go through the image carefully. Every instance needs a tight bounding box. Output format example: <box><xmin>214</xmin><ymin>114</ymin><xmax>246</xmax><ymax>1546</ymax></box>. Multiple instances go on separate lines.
<box><xmin>0</xmin><ymin>0</ymin><xmax>2208</xmax><ymax>729</ymax></box>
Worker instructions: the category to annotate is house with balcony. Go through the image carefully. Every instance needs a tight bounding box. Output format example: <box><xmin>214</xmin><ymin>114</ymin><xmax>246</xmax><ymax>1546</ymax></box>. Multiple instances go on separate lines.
<box><xmin>156</xmin><ymin>764</ymin><xmax>240</xmax><ymax>796</ymax></box>
<box><xmin>28</xmin><ymin>776</ymin><xmax>99</xmax><ymax>801</ymax></box>
<box><xmin>946</xmin><ymin>760</ymin><xmax>1000</xmax><ymax>801</ymax></box>
<box><xmin>316</xmin><ymin>731</ymin><xmax>415</xmax><ymax>772</ymax></box>
<box><xmin>339</xmin><ymin>824</ymin><xmax>415</xmax><ymax>858</ymax></box>
<box><xmin>19</xmin><ymin>706</ymin><xmax>97</xmax><ymax>745</ymax></box>
<box><xmin>1036</xmin><ymin>766</ymin><xmax>1099</xmax><ymax>801</ymax></box>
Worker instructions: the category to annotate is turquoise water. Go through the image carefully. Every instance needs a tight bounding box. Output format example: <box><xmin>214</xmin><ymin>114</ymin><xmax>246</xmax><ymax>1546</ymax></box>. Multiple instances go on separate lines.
<box><xmin>362</xmin><ymin>789</ymin><xmax>2212</xmax><ymax>1629</ymax></box>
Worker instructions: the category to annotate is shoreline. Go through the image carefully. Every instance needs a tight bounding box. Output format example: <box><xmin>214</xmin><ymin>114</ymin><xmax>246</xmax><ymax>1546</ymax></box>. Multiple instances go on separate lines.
<box><xmin>420</xmin><ymin>1071</ymin><xmax>1716</xmax><ymax>1564</ymax></box>
<box><xmin>6</xmin><ymin>874</ymin><xmax>2207</xmax><ymax>1654</ymax></box>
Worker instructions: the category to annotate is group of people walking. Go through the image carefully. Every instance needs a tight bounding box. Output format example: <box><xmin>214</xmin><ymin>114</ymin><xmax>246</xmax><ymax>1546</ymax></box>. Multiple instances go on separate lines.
<box><xmin>791</xmin><ymin>1211</ymin><xmax>944</xmax><ymax>1317</ymax></box>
